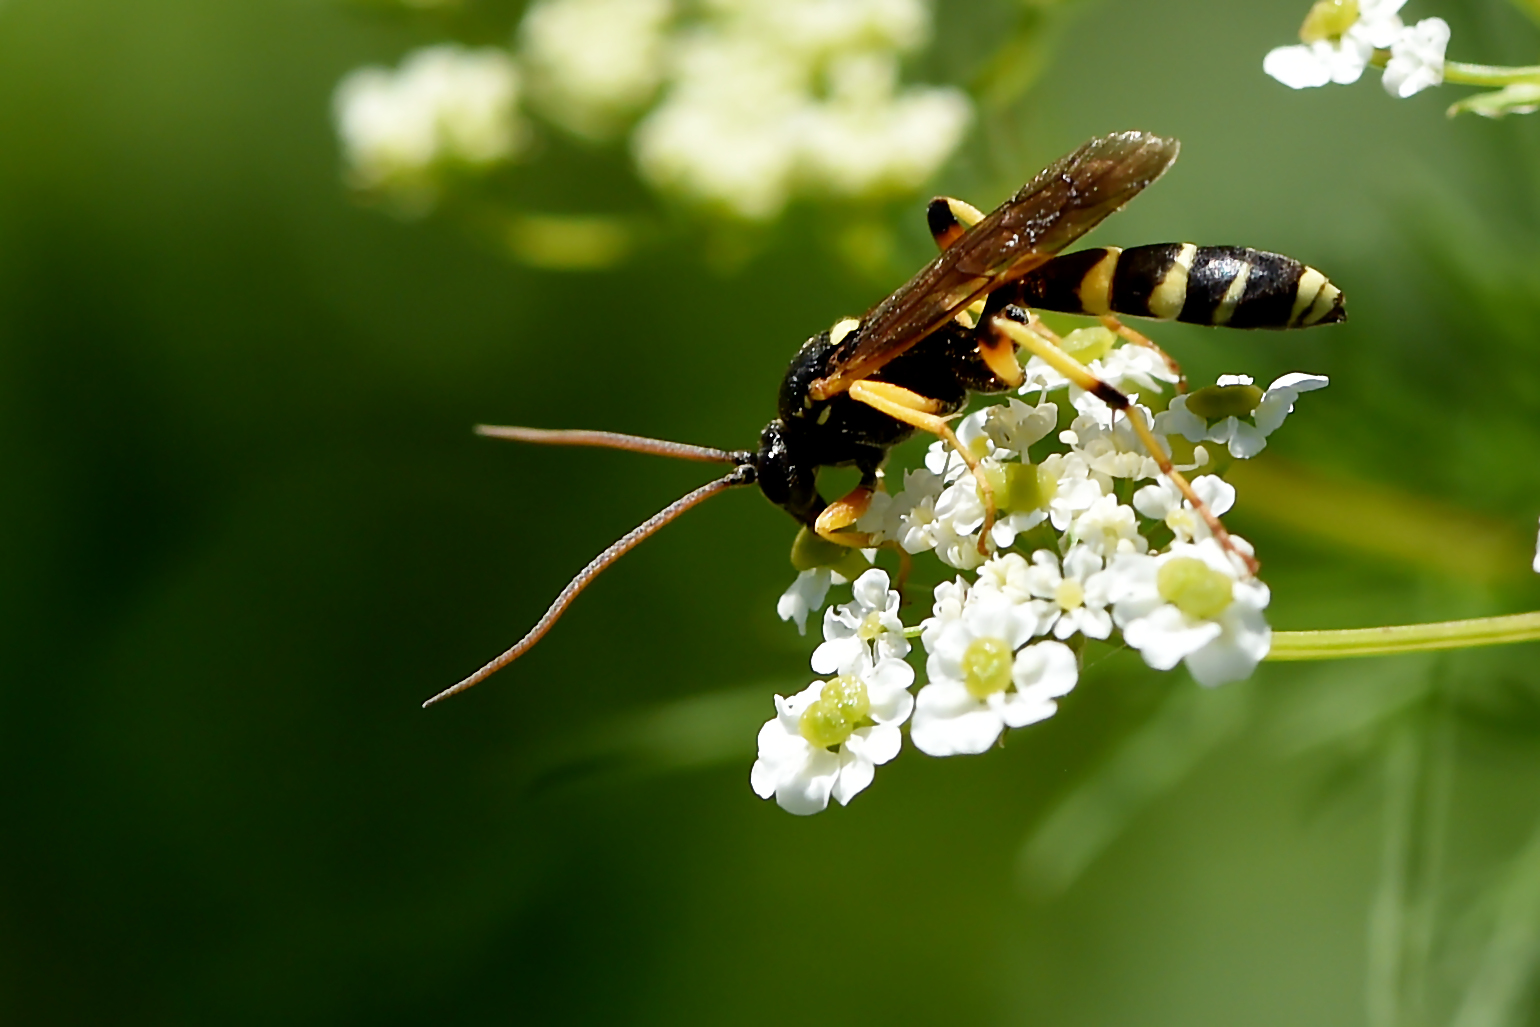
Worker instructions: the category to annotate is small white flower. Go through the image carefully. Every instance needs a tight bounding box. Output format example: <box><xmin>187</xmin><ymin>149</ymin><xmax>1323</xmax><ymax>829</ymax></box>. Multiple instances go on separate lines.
<box><xmin>1133</xmin><ymin>474</ymin><xmax>1237</xmax><ymax>544</ymax></box>
<box><xmin>857</xmin><ymin>466</ymin><xmax>946</xmax><ymax>552</ymax></box>
<box><xmin>1383</xmin><ymin>17</ymin><xmax>1450</xmax><ymax>98</ymax></box>
<box><xmin>519</xmin><ymin>0</ymin><xmax>674</xmax><ymax>140</ymax></box>
<box><xmin>1024</xmin><ymin>546</ymin><xmax>1115</xmax><ymax>641</ymax></box>
<box><xmin>912</xmin><ymin>595</ymin><xmax>1077</xmax><ymax>756</ymax></box>
<box><xmin>925</xmin><ymin>408</ymin><xmax>995</xmax><ymax>481</ymax></box>
<box><xmin>984</xmin><ymin>397</ymin><xmax>1059</xmax><ymax>454</ymax></box>
<box><xmin>971</xmin><ymin>551</ymin><xmax>1037</xmax><ymax>606</ymax></box>
<box><xmin>1062</xmin><ymin>406</ymin><xmax>1165</xmax><ymax>484</ymax></box>
<box><xmin>1107</xmin><ymin>537</ymin><xmax>1271</xmax><ymax>687</ymax></box>
<box><xmin>1068</xmin><ymin>493</ymin><xmax>1149</xmax><ymax>558</ymax></box>
<box><xmin>1155</xmin><ymin>372</ymin><xmax>1328</xmax><ymax>459</ymax></box>
<box><xmin>750</xmin><ymin>655</ymin><xmax>915</xmax><ymax>814</ymax></box>
<box><xmin>333</xmin><ymin>45</ymin><xmax>524</xmax><ymax>210</ymax></box>
<box><xmin>1264</xmin><ymin>0</ymin><xmax>1408</xmax><ymax>90</ymax></box>
<box><xmin>922</xmin><ymin>473</ymin><xmax>990</xmax><ymax>569</ymax></box>
<box><xmin>1040</xmin><ymin>452</ymin><xmax>1106</xmax><ymax>532</ymax></box>
<box><xmin>920</xmin><ymin>575</ymin><xmax>969</xmax><ymax>651</ymax></box>
<box><xmin>777</xmin><ymin>567</ymin><xmax>836</xmax><ymax>634</ymax></box>
<box><xmin>1027</xmin><ymin>339</ymin><xmax>1179</xmax><ymax>421</ymax></box>
<box><xmin>1533</xmin><ymin>515</ymin><xmax>1540</xmax><ymax>574</ymax></box>
<box><xmin>811</xmin><ymin>567</ymin><xmax>909</xmax><ymax>674</ymax></box>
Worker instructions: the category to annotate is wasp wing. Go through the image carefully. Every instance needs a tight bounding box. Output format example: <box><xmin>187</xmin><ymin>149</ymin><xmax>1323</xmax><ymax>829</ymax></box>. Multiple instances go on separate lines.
<box><xmin>810</xmin><ymin>131</ymin><xmax>1181</xmax><ymax>400</ymax></box>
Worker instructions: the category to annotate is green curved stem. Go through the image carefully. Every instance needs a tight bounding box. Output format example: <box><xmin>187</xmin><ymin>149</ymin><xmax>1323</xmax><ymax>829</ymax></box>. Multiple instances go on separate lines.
<box><xmin>1441</xmin><ymin>61</ymin><xmax>1540</xmax><ymax>87</ymax></box>
<box><xmin>1268</xmin><ymin>612</ymin><xmax>1540</xmax><ymax>661</ymax></box>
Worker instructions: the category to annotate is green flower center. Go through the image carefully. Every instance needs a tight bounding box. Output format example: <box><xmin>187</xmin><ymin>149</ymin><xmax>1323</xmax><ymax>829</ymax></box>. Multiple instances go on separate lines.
<box><xmin>1055</xmin><ymin>578</ymin><xmax>1085</xmax><ymax>611</ymax></box>
<box><xmin>961</xmin><ymin>636</ymin><xmax>1014</xmax><ymax>699</ymax></box>
<box><xmin>1300</xmin><ymin>0</ymin><xmax>1359</xmax><ymax>43</ymax></box>
<box><xmin>1061</xmin><ymin>325</ymin><xmax>1117</xmax><ymax>363</ymax></box>
<box><xmin>789</xmin><ymin>526</ymin><xmax>870</xmax><ymax>579</ymax></box>
<box><xmin>1156</xmin><ymin>556</ymin><xmax>1234</xmax><ymax>620</ymax></box>
<box><xmin>981</xmin><ymin>462</ymin><xmax>1058</xmax><ymax>514</ymax></box>
<box><xmin>1185</xmin><ymin>383</ymin><xmax>1265</xmax><ymax>421</ymax></box>
<box><xmin>797</xmin><ymin>675</ymin><xmax>871</xmax><ymax>750</ymax></box>
<box><xmin>856</xmin><ymin>610</ymin><xmax>886</xmax><ymax>642</ymax></box>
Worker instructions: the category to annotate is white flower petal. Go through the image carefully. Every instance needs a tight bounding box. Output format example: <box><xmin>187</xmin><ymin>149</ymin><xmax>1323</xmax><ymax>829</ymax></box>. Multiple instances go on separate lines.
<box><xmin>910</xmin><ymin>683</ymin><xmax>1004</xmax><ymax>756</ymax></box>
<box><xmin>1264</xmin><ymin>43</ymin><xmax>1334</xmax><ymax>89</ymax></box>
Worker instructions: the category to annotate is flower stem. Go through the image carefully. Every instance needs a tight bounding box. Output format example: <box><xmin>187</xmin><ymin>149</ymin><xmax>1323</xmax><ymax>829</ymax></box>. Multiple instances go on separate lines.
<box><xmin>1441</xmin><ymin>61</ymin><xmax>1540</xmax><ymax>87</ymax></box>
<box><xmin>1268</xmin><ymin>612</ymin><xmax>1540</xmax><ymax>661</ymax></box>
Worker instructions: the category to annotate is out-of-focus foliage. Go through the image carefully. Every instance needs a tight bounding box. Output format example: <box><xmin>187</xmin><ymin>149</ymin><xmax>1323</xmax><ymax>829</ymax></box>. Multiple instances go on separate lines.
<box><xmin>5</xmin><ymin>0</ymin><xmax>1540</xmax><ymax>1024</ymax></box>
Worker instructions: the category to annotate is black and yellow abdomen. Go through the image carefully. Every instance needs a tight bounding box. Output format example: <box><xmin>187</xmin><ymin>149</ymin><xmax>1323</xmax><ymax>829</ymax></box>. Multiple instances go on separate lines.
<box><xmin>1012</xmin><ymin>243</ymin><xmax>1345</xmax><ymax>329</ymax></box>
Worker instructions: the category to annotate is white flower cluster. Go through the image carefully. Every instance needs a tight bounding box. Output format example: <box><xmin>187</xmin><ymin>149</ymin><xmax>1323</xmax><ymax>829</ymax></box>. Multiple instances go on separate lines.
<box><xmin>1264</xmin><ymin>0</ymin><xmax>1450</xmax><ymax>98</ymax></box>
<box><xmin>333</xmin><ymin>45</ymin><xmax>525</xmax><ymax>213</ymax></box>
<box><xmin>757</xmin><ymin>327</ymin><xmax>1322</xmax><ymax>814</ymax></box>
<box><xmin>334</xmin><ymin>0</ymin><xmax>971</xmax><ymax>222</ymax></box>
<box><xmin>632</xmin><ymin>0</ymin><xmax>972</xmax><ymax>220</ymax></box>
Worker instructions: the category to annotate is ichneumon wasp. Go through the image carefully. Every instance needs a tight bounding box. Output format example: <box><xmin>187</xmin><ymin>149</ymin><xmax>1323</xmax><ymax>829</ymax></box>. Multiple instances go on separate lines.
<box><xmin>423</xmin><ymin>130</ymin><xmax>1345</xmax><ymax>708</ymax></box>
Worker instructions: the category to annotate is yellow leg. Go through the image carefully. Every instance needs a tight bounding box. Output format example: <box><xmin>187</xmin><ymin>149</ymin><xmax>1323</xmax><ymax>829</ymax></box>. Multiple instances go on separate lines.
<box><xmin>814</xmin><ymin>485</ymin><xmax>876</xmax><ymax>548</ymax></box>
<box><xmin>849</xmin><ymin>380</ymin><xmax>996</xmax><ymax>553</ymax></box>
<box><xmin>992</xmin><ymin>317</ymin><xmax>1258</xmax><ymax>575</ymax></box>
<box><xmin>1098</xmin><ymin>314</ymin><xmax>1186</xmax><ymax>390</ymax></box>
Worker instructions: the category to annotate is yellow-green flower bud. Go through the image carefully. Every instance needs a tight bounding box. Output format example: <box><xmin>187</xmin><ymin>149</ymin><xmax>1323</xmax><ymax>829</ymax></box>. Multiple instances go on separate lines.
<box><xmin>1156</xmin><ymin>556</ymin><xmax>1234</xmax><ymax>620</ymax></box>
<box><xmin>1300</xmin><ymin>0</ymin><xmax>1359</xmax><ymax>42</ymax></box>
<box><xmin>961</xmin><ymin>636</ymin><xmax>1014</xmax><ymax>699</ymax></box>
<box><xmin>797</xmin><ymin>675</ymin><xmax>870</xmax><ymax>749</ymax></box>
<box><xmin>789</xmin><ymin>527</ymin><xmax>870</xmax><ymax>579</ymax></box>
<box><xmin>1060</xmin><ymin>325</ymin><xmax>1117</xmax><ymax>363</ymax></box>
<box><xmin>1186</xmin><ymin>383</ymin><xmax>1265</xmax><ymax>421</ymax></box>
<box><xmin>979</xmin><ymin>462</ymin><xmax>1057</xmax><ymax>515</ymax></box>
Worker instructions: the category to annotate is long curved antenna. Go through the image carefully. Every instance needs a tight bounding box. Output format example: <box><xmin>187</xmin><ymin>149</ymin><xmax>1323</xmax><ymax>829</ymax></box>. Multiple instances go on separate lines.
<box><xmin>475</xmin><ymin>425</ymin><xmax>744</xmax><ymax>464</ymax></box>
<box><xmin>423</xmin><ymin>465</ymin><xmax>756</xmax><ymax>708</ymax></box>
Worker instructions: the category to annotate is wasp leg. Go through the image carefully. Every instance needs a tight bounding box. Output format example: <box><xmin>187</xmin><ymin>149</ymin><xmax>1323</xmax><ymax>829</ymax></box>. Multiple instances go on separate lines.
<box><xmin>814</xmin><ymin>482</ymin><xmax>877</xmax><ymax>548</ymax></box>
<box><xmin>847</xmin><ymin>380</ymin><xmax>997</xmax><ymax>554</ymax></box>
<box><xmin>926</xmin><ymin>196</ymin><xmax>985</xmax><ymax>250</ymax></box>
<box><xmin>927</xmin><ymin>197</ymin><xmax>991</xmax><ymax>328</ymax></box>
<box><xmin>1098</xmin><ymin>314</ymin><xmax>1186</xmax><ymax>391</ymax></box>
<box><xmin>991</xmin><ymin>317</ymin><xmax>1260</xmax><ymax>575</ymax></box>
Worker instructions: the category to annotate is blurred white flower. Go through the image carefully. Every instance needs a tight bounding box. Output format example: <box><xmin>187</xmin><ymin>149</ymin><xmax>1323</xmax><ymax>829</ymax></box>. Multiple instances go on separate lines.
<box><xmin>1383</xmin><ymin>17</ymin><xmax>1449</xmax><ymax>97</ymax></box>
<box><xmin>520</xmin><ymin>0</ymin><xmax>675</xmax><ymax>140</ymax></box>
<box><xmin>812</xmin><ymin>567</ymin><xmax>909</xmax><ymax>674</ymax></box>
<box><xmin>1156</xmin><ymin>372</ymin><xmax>1328</xmax><ymax>459</ymax></box>
<box><xmin>633</xmin><ymin>0</ymin><xmax>971</xmax><ymax>219</ymax></box>
<box><xmin>1108</xmin><ymin>537</ymin><xmax>1271</xmax><ymax>687</ymax></box>
<box><xmin>1533</xmin><ymin>516</ymin><xmax>1540</xmax><ymax>574</ymax></box>
<box><xmin>750</xmin><ymin>655</ymin><xmax>914</xmax><ymax>814</ymax></box>
<box><xmin>333</xmin><ymin>45</ymin><xmax>524</xmax><ymax>211</ymax></box>
<box><xmin>912</xmin><ymin>592</ymin><xmax>1076</xmax><ymax>756</ymax></box>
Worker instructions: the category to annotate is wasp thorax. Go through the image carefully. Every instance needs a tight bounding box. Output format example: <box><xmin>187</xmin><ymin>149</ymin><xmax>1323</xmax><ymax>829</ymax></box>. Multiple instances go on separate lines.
<box><xmin>1186</xmin><ymin>382</ymin><xmax>1265</xmax><ymax>420</ymax></box>
<box><xmin>1157</xmin><ymin>557</ymin><xmax>1234</xmax><ymax>620</ymax></box>
<box><xmin>798</xmin><ymin>675</ymin><xmax>871</xmax><ymax>749</ymax></box>
<box><xmin>1299</xmin><ymin>0</ymin><xmax>1359</xmax><ymax>42</ymax></box>
<box><xmin>961</xmin><ymin>637</ymin><xmax>1014</xmax><ymax>699</ymax></box>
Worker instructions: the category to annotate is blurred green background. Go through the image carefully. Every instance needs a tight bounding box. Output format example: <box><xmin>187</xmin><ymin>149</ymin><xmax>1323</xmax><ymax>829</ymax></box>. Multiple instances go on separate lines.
<box><xmin>7</xmin><ymin>0</ymin><xmax>1540</xmax><ymax>1023</ymax></box>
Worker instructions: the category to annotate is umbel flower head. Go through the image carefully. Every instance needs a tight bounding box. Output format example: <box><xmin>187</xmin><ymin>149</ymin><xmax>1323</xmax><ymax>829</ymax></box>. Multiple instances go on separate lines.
<box><xmin>750</xmin><ymin>327</ymin><xmax>1320</xmax><ymax>814</ymax></box>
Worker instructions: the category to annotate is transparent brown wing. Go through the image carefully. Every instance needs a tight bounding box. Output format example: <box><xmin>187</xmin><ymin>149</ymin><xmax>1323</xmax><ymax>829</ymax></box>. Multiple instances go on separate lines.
<box><xmin>810</xmin><ymin>131</ymin><xmax>1181</xmax><ymax>400</ymax></box>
